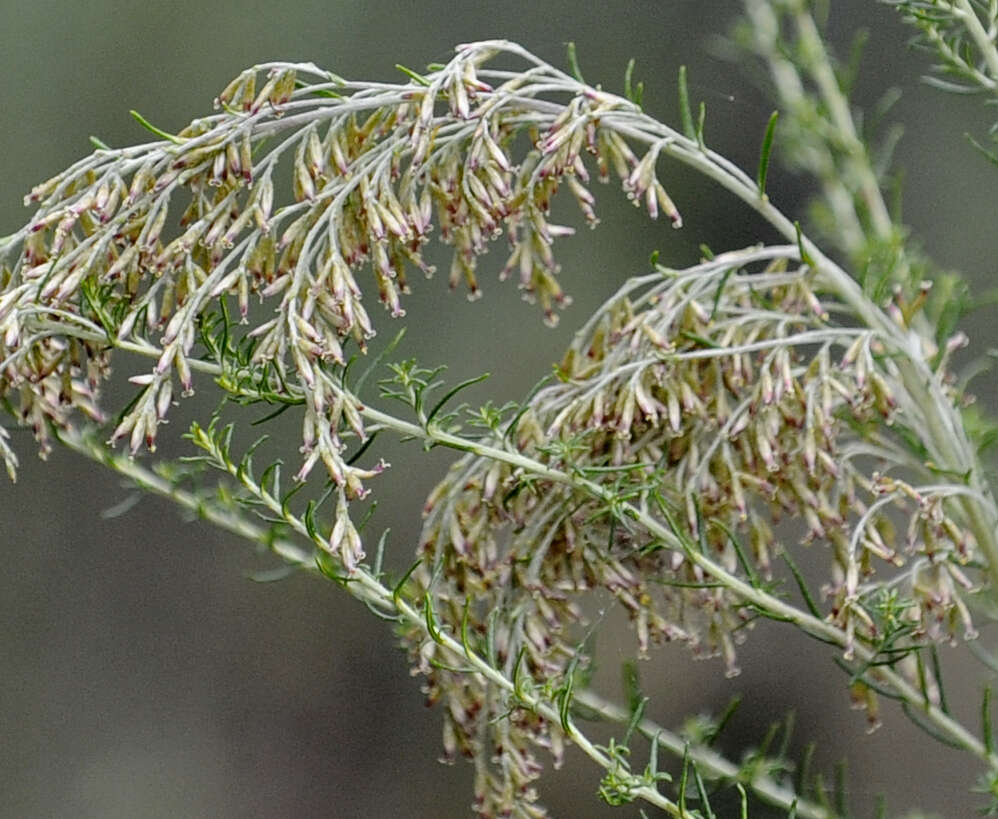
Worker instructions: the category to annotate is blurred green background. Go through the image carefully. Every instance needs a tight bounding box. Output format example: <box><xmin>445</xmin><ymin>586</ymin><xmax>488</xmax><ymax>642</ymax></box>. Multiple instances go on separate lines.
<box><xmin>1</xmin><ymin>1</ymin><xmax>996</xmax><ymax>816</ymax></box>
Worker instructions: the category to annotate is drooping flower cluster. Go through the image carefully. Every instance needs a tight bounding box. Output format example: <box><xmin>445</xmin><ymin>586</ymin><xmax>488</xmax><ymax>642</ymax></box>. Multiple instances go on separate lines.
<box><xmin>403</xmin><ymin>245</ymin><xmax>980</xmax><ymax>815</ymax></box>
<box><xmin>0</xmin><ymin>41</ymin><xmax>684</xmax><ymax>502</ymax></box>
<box><xmin>2</xmin><ymin>36</ymin><xmax>993</xmax><ymax>818</ymax></box>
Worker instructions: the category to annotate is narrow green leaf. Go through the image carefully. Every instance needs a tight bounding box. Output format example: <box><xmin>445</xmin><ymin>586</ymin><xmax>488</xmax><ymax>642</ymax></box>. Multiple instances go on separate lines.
<box><xmin>512</xmin><ymin>647</ymin><xmax>529</xmax><ymax>698</ymax></box>
<box><xmin>559</xmin><ymin>662</ymin><xmax>576</xmax><ymax>733</ymax></box>
<box><xmin>915</xmin><ymin>649</ymin><xmax>931</xmax><ymax>705</ymax></box>
<box><xmin>78</xmin><ymin>278</ymin><xmax>114</xmax><ymax>338</ymax></box>
<box><xmin>693</xmin><ymin>498</ymin><xmax>708</xmax><ymax>555</ymax></box>
<box><xmin>129</xmin><ymin>109</ymin><xmax>184</xmax><ymax>144</ymax></box>
<box><xmin>248</xmin><ymin>564</ymin><xmax>297</xmax><ymax>583</ymax></box>
<box><xmin>710</xmin><ymin>695</ymin><xmax>742</xmax><ymax>746</ymax></box>
<box><xmin>966</xmin><ymin>132</ymin><xmax>998</xmax><ymax>167</ymax></box>
<box><xmin>693</xmin><ymin>760</ymin><xmax>716</xmax><ymax>819</ymax></box>
<box><xmin>710</xmin><ymin>266</ymin><xmax>734</xmax><ymax>319</ymax></box>
<box><xmin>297</xmin><ymin>83</ymin><xmax>343</xmax><ymax>100</ymax></box>
<box><xmin>370</xmin><ymin>527</ymin><xmax>390</xmax><ymax>578</ymax></box>
<box><xmin>352</xmin><ymin>328</ymin><xmax>405</xmax><ymax>395</ymax></box>
<box><xmin>238</xmin><ymin>434</ymin><xmax>270</xmax><ymax>480</ymax></box>
<box><xmin>678</xmin><ymin>329</ymin><xmax>720</xmax><ymax>349</ymax></box>
<box><xmin>929</xmin><ymin>645</ymin><xmax>950</xmax><ymax>715</ymax></box>
<box><xmin>622</xmin><ymin>696</ymin><xmax>647</xmax><ymax>747</ymax></box>
<box><xmin>279</xmin><ymin>481</ymin><xmax>306</xmax><ymax>518</ymax></box>
<box><xmin>461</xmin><ymin>596</ymin><xmax>474</xmax><ymax>658</ymax></box>
<box><xmin>834</xmin><ymin>658</ymin><xmax>905</xmax><ymax>700</ymax></box>
<box><xmin>427</xmin><ymin>657</ymin><xmax>475</xmax><ymax>674</ymax></box>
<box><xmin>424</xmin><ymin>591</ymin><xmax>444</xmax><ymax>644</ymax></box>
<box><xmin>217</xmin><ymin>297</ymin><xmax>233</xmax><ymax>360</ymax></box>
<box><xmin>484</xmin><ymin>606</ymin><xmax>499</xmax><ymax>666</ymax></box>
<box><xmin>712</xmin><ymin>519</ymin><xmax>759</xmax><ymax>586</ymax></box>
<box><xmin>798</xmin><ymin>742</ymin><xmax>815</xmax><ymax>795</ymax></box>
<box><xmin>756</xmin><ymin>719</ymin><xmax>780</xmax><ymax>757</ymax></box>
<box><xmin>834</xmin><ymin>759</ymin><xmax>847</xmax><ymax>817</ymax></box>
<box><xmin>782</xmin><ymin>550</ymin><xmax>822</xmax><ymax>617</ymax></box>
<box><xmin>395</xmin><ymin>63</ymin><xmax>431</xmax><ymax>87</ymax></box>
<box><xmin>813</xmin><ymin>772</ymin><xmax>832</xmax><ymax>811</ymax></box>
<box><xmin>901</xmin><ymin>701</ymin><xmax>966</xmax><ymax>749</ymax></box>
<box><xmin>296</xmin><ymin>72</ymin><xmax>345</xmax><ymax>93</ymax></box>
<box><xmin>622</xmin><ymin>660</ymin><xmax>643</xmax><ymax>713</ymax></box>
<box><xmin>346</xmin><ymin>430</ymin><xmax>378</xmax><ymax>466</ymax></box>
<box><xmin>678</xmin><ymin>65</ymin><xmax>696</xmax><ymax>140</ymax></box>
<box><xmin>794</xmin><ymin>221</ymin><xmax>816</xmax><ymax>266</ymax></box>
<box><xmin>89</xmin><ymin>135</ymin><xmax>111</xmax><ymax>150</ymax></box>
<box><xmin>659</xmin><ymin>579</ymin><xmax>727</xmax><ymax>589</ymax></box>
<box><xmin>623</xmin><ymin>58</ymin><xmax>643</xmax><ymax>107</ymax></box>
<box><xmin>779</xmin><ymin>710</ymin><xmax>796</xmax><ymax>759</ymax></box>
<box><xmin>678</xmin><ymin>746</ymin><xmax>690</xmax><ymax>814</ymax></box>
<box><xmin>839</xmin><ymin>28</ymin><xmax>870</xmax><ymax>97</ymax></box>
<box><xmin>314</xmin><ymin>549</ymin><xmax>348</xmax><ymax>582</ymax></box>
<box><xmin>363</xmin><ymin>599</ymin><xmax>403</xmax><ymax>623</ymax></box>
<box><xmin>696</xmin><ymin>101</ymin><xmax>707</xmax><ymax>149</ymax></box>
<box><xmin>303</xmin><ymin>499</ymin><xmax>319</xmax><ymax>541</ymax></box>
<box><xmin>392</xmin><ymin>559</ymin><xmax>421</xmax><ymax>610</ymax></box>
<box><xmin>100</xmin><ymin>493</ymin><xmax>140</xmax><ymax>519</ymax></box>
<box><xmin>251</xmin><ymin>402</ymin><xmax>293</xmax><ymax>426</ymax></box>
<box><xmin>756</xmin><ymin>110</ymin><xmax>779</xmax><ymax>198</ymax></box>
<box><xmin>565</xmin><ymin>41</ymin><xmax>585</xmax><ymax>83</ymax></box>
<box><xmin>426</xmin><ymin>372</ymin><xmax>490</xmax><ymax>426</ymax></box>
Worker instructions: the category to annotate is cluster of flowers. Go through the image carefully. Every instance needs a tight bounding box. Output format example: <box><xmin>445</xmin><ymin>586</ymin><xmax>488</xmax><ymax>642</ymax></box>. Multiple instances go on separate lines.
<box><xmin>405</xmin><ymin>245</ymin><xmax>979</xmax><ymax>815</ymax></box>
<box><xmin>0</xmin><ymin>42</ymin><xmax>681</xmax><ymax>503</ymax></box>
<box><xmin>1</xmin><ymin>39</ymin><xmax>987</xmax><ymax>815</ymax></box>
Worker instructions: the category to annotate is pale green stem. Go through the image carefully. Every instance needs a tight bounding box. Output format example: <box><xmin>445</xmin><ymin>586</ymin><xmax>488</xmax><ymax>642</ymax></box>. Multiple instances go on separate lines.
<box><xmin>93</xmin><ymin>284</ymin><xmax>998</xmax><ymax>770</ymax></box>
<box><xmin>788</xmin><ymin>1</ymin><xmax>896</xmax><ymax>240</ymax></box>
<box><xmin>730</xmin><ymin>2</ymin><xmax>998</xmax><ymax>595</ymax></box>
<box><xmin>955</xmin><ymin>0</ymin><xmax>998</xmax><ymax>86</ymax></box>
<box><xmin>627</xmin><ymin>129</ymin><xmax>998</xmax><ymax>598</ymax></box>
<box><xmin>55</xmin><ymin>423</ymin><xmax>846</xmax><ymax>818</ymax></box>
<box><xmin>54</xmin><ymin>426</ymin><xmax>687</xmax><ymax>815</ymax></box>
<box><xmin>363</xmin><ymin>408</ymin><xmax>998</xmax><ymax>770</ymax></box>
<box><xmin>575</xmin><ymin>690</ymin><xmax>837</xmax><ymax>819</ymax></box>
<box><xmin>12</xmin><ymin>39</ymin><xmax>998</xmax><ymax>798</ymax></box>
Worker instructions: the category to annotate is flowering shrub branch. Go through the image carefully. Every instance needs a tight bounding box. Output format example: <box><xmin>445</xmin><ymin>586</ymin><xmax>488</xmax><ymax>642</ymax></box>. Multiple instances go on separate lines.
<box><xmin>3</xmin><ymin>7</ymin><xmax>998</xmax><ymax>816</ymax></box>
